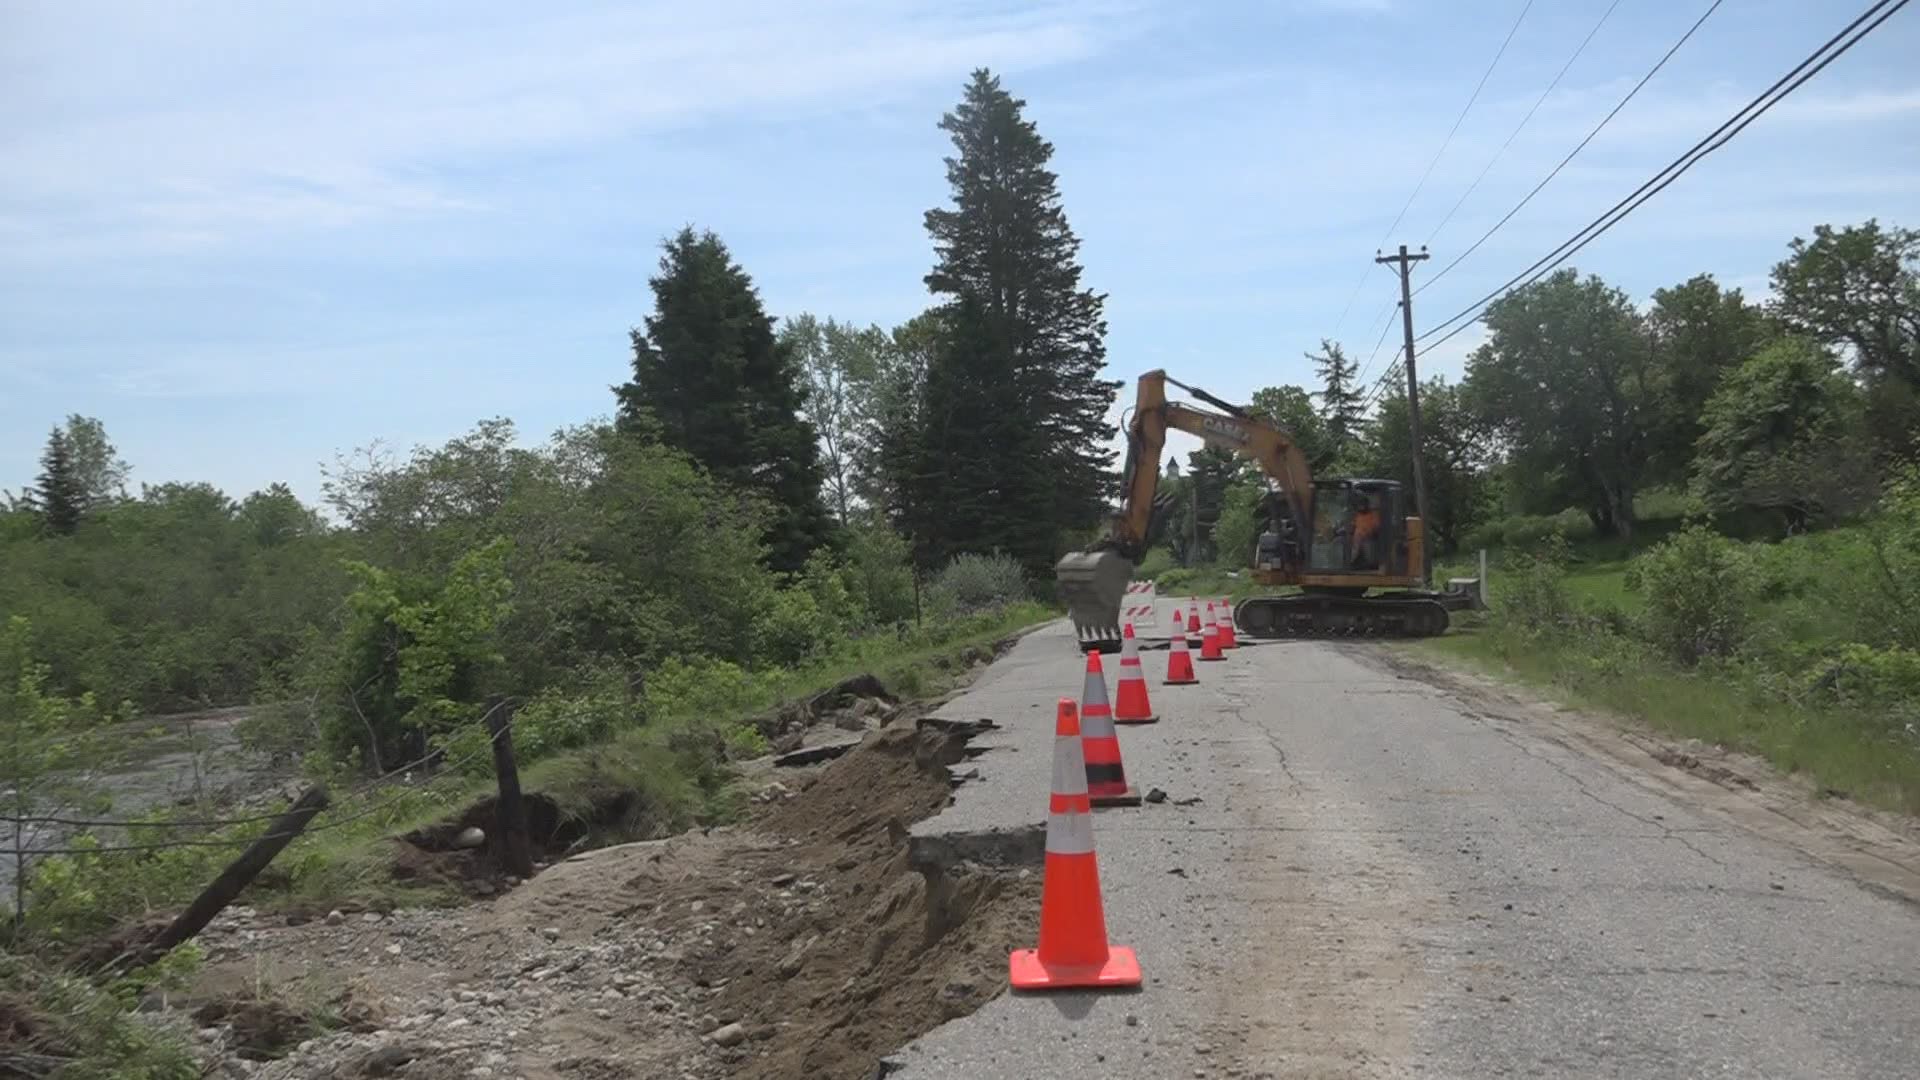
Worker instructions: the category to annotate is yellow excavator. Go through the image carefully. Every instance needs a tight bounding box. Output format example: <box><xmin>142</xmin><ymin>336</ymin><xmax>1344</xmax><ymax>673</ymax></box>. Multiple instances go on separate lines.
<box><xmin>1056</xmin><ymin>370</ymin><xmax>1482</xmax><ymax>648</ymax></box>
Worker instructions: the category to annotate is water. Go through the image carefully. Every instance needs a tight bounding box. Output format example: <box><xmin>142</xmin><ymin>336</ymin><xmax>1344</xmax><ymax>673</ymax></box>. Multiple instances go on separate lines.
<box><xmin>3</xmin><ymin>706</ymin><xmax>289</xmax><ymax>908</ymax></box>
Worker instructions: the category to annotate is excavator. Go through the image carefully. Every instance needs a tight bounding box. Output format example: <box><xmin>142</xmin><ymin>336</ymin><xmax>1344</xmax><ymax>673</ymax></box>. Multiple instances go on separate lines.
<box><xmin>1056</xmin><ymin>369</ymin><xmax>1483</xmax><ymax>649</ymax></box>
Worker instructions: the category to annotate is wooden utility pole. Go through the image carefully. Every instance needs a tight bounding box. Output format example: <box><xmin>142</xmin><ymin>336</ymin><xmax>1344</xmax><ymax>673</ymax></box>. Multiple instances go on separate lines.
<box><xmin>1376</xmin><ymin>244</ymin><xmax>1432</xmax><ymax>583</ymax></box>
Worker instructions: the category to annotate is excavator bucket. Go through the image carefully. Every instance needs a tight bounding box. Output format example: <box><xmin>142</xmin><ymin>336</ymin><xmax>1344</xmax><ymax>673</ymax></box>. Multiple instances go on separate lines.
<box><xmin>1054</xmin><ymin>550</ymin><xmax>1135</xmax><ymax>651</ymax></box>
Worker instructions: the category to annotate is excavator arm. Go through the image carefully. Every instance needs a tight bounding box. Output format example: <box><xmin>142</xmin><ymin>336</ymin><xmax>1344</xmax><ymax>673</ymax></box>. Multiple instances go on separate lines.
<box><xmin>1057</xmin><ymin>370</ymin><xmax>1314</xmax><ymax>643</ymax></box>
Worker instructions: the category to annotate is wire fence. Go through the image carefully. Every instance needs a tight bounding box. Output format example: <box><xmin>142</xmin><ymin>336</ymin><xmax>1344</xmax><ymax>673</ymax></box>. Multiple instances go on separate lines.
<box><xmin>6</xmin><ymin>697</ymin><xmax>520</xmax><ymax>859</ymax></box>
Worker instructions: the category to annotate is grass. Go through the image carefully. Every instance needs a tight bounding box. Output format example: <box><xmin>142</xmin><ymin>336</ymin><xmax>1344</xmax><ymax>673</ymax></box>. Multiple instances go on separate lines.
<box><xmin>1420</xmin><ymin>624</ymin><xmax>1920</xmax><ymax>814</ymax></box>
<box><xmin>1421</xmin><ymin>509</ymin><xmax>1920</xmax><ymax>816</ymax></box>
<box><xmin>11</xmin><ymin>603</ymin><xmax>1060</xmax><ymax>935</ymax></box>
<box><xmin>257</xmin><ymin>601</ymin><xmax>1058</xmax><ymax>912</ymax></box>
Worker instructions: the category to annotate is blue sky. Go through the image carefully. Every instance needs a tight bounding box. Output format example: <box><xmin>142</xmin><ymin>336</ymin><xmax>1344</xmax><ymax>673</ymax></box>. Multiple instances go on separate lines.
<box><xmin>4</xmin><ymin>0</ymin><xmax>1917</xmax><ymax>504</ymax></box>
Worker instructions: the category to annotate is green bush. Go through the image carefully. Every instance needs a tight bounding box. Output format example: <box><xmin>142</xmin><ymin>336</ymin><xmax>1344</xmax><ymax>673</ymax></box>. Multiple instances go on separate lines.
<box><xmin>1135</xmin><ymin>546</ymin><xmax>1175</xmax><ymax>581</ymax></box>
<box><xmin>1464</xmin><ymin>508</ymin><xmax>1591</xmax><ymax>553</ymax></box>
<box><xmin>1498</xmin><ymin>534</ymin><xmax>1576</xmax><ymax>634</ymax></box>
<box><xmin>753</xmin><ymin>586</ymin><xmax>837</xmax><ymax>666</ymax></box>
<box><xmin>927</xmin><ymin>552</ymin><xmax>1029</xmax><ymax>616</ymax></box>
<box><xmin>1210</xmin><ymin>481</ymin><xmax>1265</xmax><ymax>570</ymax></box>
<box><xmin>1626</xmin><ymin>525</ymin><xmax>1757</xmax><ymax>666</ymax></box>
<box><xmin>841</xmin><ymin>517</ymin><xmax>917</xmax><ymax>625</ymax></box>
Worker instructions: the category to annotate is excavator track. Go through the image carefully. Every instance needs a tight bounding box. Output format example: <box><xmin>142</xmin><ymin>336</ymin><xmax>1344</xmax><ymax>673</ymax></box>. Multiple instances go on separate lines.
<box><xmin>1234</xmin><ymin>593</ymin><xmax>1450</xmax><ymax>638</ymax></box>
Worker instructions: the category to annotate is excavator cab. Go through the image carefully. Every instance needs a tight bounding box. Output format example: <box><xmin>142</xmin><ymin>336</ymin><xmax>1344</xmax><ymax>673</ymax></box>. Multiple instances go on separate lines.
<box><xmin>1302</xmin><ymin>479</ymin><xmax>1414</xmax><ymax>580</ymax></box>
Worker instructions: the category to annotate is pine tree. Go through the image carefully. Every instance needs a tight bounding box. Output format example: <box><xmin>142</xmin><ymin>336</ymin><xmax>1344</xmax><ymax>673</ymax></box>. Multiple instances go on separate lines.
<box><xmin>33</xmin><ymin>428</ymin><xmax>84</xmax><ymax>535</ymax></box>
<box><xmin>915</xmin><ymin>69</ymin><xmax>1119</xmax><ymax>575</ymax></box>
<box><xmin>1309</xmin><ymin>339</ymin><xmax>1364</xmax><ymax>454</ymax></box>
<box><xmin>613</xmin><ymin>228</ymin><xmax>833</xmax><ymax>572</ymax></box>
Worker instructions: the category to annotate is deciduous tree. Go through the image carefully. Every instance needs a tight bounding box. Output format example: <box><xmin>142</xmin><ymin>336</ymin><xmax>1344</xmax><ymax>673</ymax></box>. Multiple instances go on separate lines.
<box><xmin>1465</xmin><ymin>270</ymin><xmax>1655</xmax><ymax>538</ymax></box>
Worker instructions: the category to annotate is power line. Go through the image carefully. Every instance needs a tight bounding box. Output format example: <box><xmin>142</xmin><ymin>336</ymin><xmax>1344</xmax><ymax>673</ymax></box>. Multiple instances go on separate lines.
<box><xmin>1352</xmin><ymin>298</ymin><xmax>1403</xmax><ymax>389</ymax></box>
<box><xmin>1416</xmin><ymin>0</ymin><xmax>1908</xmax><ymax>348</ymax></box>
<box><xmin>1424</xmin><ymin>0</ymin><xmax>1625</xmax><ymax>248</ymax></box>
<box><xmin>1381</xmin><ymin>0</ymin><xmax>1536</xmax><ymax>245</ymax></box>
<box><xmin>1329</xmin><ymin>0</ymin><xmax>1534</xmax><ymax>342</ymax></box>
<box><xmin>1414</xmin><ymin>0</ymin><xmax>1725</xmax><ymax>299</ymax></box>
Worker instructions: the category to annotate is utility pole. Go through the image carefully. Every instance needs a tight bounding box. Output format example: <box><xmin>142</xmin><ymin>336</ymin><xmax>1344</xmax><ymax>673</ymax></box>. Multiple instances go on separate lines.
<box><xmin>1376</xmin><ymin>243</ymin><xmax>1431</xmax><ymax>583</ymax></box>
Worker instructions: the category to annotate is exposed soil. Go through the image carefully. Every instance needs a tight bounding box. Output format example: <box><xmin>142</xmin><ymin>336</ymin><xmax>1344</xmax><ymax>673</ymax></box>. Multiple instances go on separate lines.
<box><xmin>183</xmin><ymin>705</ymin><xmax>1040</xmax><ymax>1079</ymax></box>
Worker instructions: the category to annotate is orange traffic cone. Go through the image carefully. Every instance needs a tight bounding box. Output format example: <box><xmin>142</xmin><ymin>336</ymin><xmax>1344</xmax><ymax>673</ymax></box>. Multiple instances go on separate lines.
<box><xmin>1186</xmin><ymin>603</ymin><xmax>1202</xmax><ymax>634</ymax></box>
<box><xmin>1217</xmin><ymin>598</ymin><xmax>1238</xmax><ymax>649</ymax></box>
<box><xmin>1199</xmin><ymin>607</ymin><xmax>1225</xmax><ymax>661</ymax></box>
<box><xmin>1165</xmin><ymin>622</ymin><xmax>1198</xmax><ymax>684</ymax></box>
<box><xmin>1009</xmin><ymin>698</ymin><xmax>1142</xmax><ymax>991</ymax></box>
<box><xmin>1078</xmin><ymin>652</ymin><xmax>1140</xmax><ymax>806</ymax></box>
<box><xmin>1113</xmin><ymin>624</ymin><xmax>1158</xmax><ymax>724</ymax></box>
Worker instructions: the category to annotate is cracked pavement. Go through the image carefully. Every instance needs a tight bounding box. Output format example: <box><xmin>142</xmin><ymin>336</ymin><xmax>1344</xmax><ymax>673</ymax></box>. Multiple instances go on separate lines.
<box><xmin>892</xmin><ymin>608</ymin><xmax>1920</xmax><ymax>1079</ymax></box>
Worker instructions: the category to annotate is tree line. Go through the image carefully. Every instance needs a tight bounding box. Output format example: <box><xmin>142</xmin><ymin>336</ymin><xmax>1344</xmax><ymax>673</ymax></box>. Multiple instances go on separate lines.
<box><xmin>1160</xmin><ymin>220</ymin><xmax>1918</xmax><ymax>567</ymax></box>
<box><xmin>1</xmin><ymin>70</ymin><xmax>1102</xmax><ymax>782</ymax></box>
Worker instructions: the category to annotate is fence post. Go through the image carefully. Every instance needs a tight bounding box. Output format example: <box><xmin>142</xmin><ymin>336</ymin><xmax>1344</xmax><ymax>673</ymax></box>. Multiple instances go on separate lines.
<box><xmin>486</xmin><ymin>698</ymin><xmax>533</xmax><ymax>879</ymax></box>
<box><xmin>1479</xmin><ymin>548</ymin><xmax>1489</xmax><ymax>609</ymax></box>
<box><xmin>111</xmin><ymin>785</ymin><xmax>330</xmax><ymax>972</ymax></box>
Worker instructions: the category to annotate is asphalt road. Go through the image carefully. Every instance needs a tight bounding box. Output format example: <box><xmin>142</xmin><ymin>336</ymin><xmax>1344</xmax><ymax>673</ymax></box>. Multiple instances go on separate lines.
<box><xmin>891</xmin><ymin>601</ymin><xmax>1920</xmax><ymax>1079</ymax></box>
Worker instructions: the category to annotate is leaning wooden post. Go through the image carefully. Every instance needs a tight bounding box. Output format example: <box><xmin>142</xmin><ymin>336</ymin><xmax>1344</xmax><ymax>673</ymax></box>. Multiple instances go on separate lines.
<box><xmin>486</xmin><ymin>698</ymin><xmax>533</xmax><ymax>878</ymax></box>
<box><xmin>117</xmin><ymin>785</ymin><xmax>329</xmax><ymax>970</ymax></box>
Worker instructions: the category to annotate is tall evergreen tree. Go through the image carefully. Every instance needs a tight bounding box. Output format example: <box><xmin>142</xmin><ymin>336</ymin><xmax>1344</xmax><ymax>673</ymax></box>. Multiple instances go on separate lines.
<box><xmin>1308</xmin><ymin>339</ymin><xmax>1363</xmax><ymax>454</ymax></box>
<box><xmin>613</xmin><ymin>228</ymin><xmax>832</xmax><ymax>572</ymax></box>
<box><xmin>913</xmin><ymin>69</ymin><xmax>1120</xmax><ymax>575</ymax></box>
<box><xmin>32</xmin><ymin>428</ymin><xmax>84</xmax><ymax>535</ymax></box>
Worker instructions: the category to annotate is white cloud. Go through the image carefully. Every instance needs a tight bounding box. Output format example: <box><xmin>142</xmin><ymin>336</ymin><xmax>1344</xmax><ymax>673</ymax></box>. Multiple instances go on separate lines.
<box><xmin>1</xmin><ymin>1</ymin><xmax>1134</xmax><ymax>257</ymax></box>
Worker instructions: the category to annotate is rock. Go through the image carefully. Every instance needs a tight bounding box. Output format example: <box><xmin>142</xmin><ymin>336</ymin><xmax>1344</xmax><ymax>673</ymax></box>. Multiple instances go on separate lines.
<box><xmin>770</xmin><ymin>872</ymin><xmax>797</xmax><ymax>887</ymax></box>
<box><xmin>362</xmin><ymin>912</ymin><xmax>384</xmax><ymax>924</ymax></box>
<box><xmin>708</xmin><ymin>1022</ymin><xmax>748</xmax><ymax>1047</ymax></box>
<box><xmin>1145</xmin><ymin>788</ymin><xmax>1168</xmax><ymax>804</ymax></box>
<box><xmin>354</xmin><ymin>1045</ymin><xmax>419</xmax><ymax>1077</ymax></box>
<box><xmin>540</xmin><ymin>926</ymin><xmax>561</xmax><ymax>942</ymax></box>
<box><xmin>385</xmin><ymin>943</ymin><xmax>402</xmax><ymax>955</ymax></box>
<box><xmin>778</xmin><ymin>935</ymin><xmax>819</xmax><ymax>978</ymax></box>
<box><xmin>325</xmin><ymin>910</ymin><xmax>346</xmax><ymax>926</ymax></box>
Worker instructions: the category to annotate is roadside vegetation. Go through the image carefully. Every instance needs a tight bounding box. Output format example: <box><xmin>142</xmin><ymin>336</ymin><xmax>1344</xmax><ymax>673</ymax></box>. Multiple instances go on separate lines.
<box><xmin>1135</xmin><ymin>221</ymin><xmax>1918</xmax><ymax>811</ymax></box>
<box><xmin>3</xmin><ymin>70</ymin><xmax>1088</xmax><ymax>1074</ymax></box>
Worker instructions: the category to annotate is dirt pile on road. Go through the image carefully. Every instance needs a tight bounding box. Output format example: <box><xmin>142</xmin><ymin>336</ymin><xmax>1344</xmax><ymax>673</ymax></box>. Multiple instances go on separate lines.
<box><xmin>192</xmin><ymin>718</ymin><xmax>1038</xmax><ymax>1080</ymax></box>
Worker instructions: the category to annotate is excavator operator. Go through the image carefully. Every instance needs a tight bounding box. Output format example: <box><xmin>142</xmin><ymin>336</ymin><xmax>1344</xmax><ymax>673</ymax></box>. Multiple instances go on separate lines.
<box><xmin>1349</xmin><ymin>492</ymin><xmax>1382</xmax><ymax>570</ymax></box>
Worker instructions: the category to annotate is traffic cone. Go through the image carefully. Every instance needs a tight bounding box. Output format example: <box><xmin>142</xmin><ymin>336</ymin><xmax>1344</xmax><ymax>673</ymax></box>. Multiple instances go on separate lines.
<box><xmin>1186</xmin><ymin>603</ymin><xmax>1202</xmax><ymax>634</ymax></box>
<box><xmin>1078</xmin><ymin>652</ymin><xmax>1140</xmax><ymax>806</ymax></box>
<box><xmin>1199</xmin><ymin>608</ymin><xmax>1225</xmax><ymax>661</ymax></box>
<box><xmin>1113</xmin><ymin>624</ymin><xmax>1158</xmax><ymax>724</ymax></box>
<box><xmin>1165</xmin><ymin>622</ymin><xmax>1198</xmax><ymax>684</ymax></box>
<box><xmin>1009</xmin><ymin>698</ymin><xmax>1142</xmax><ymax>991</ymax></box>
<box><xmin>1217</xmin><ymin>598</ymin><xmax>1238</xmax><ymax>649</ymax></box>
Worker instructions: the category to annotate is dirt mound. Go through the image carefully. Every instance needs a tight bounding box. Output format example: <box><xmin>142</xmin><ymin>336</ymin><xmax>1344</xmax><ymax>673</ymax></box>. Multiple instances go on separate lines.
<box><xmin>220</xmin><ymin>715</ymin><xmax>1038</xmax><ymax>1080</ymax></box>
<box><xmin>484</xmin><ymin>720</ymin><xmax>1038</xmax><ymax>1079</ymax></box>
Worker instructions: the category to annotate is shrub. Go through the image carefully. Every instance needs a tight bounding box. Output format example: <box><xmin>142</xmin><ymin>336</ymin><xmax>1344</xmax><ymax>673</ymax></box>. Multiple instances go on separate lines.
<box><xmin>1135</xmin><ymin>547</ymin><xmax>1175</xmax><ymax>581</ymax></box>
<box><xmin>927</xmin><ymin>552</ymin><xmax>1029</xmax><ymax>617</ymax></box>
<box><xmin>840</xmin><ymin>518</ymin><xmax>916</xmax><ymax>626</ymax></box>
<box><xmin>1626</xmin><ymin>525</ymin><xmax>1757</xmax><ymax>666</ymax></box>
<box><xmin>1465</xmin><ymin>508</ymin><xmax>1591</xmax><ymax>552</ymax></box>
<box><xmin>1497</xmin><ymin>534</ymin><xmax>1576</xmax><ymax>634</ymax></box>
<box><xmin>752</xmin><ymin>586</ymin><xmax>836</xmax><ymax>666</ymax></box>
